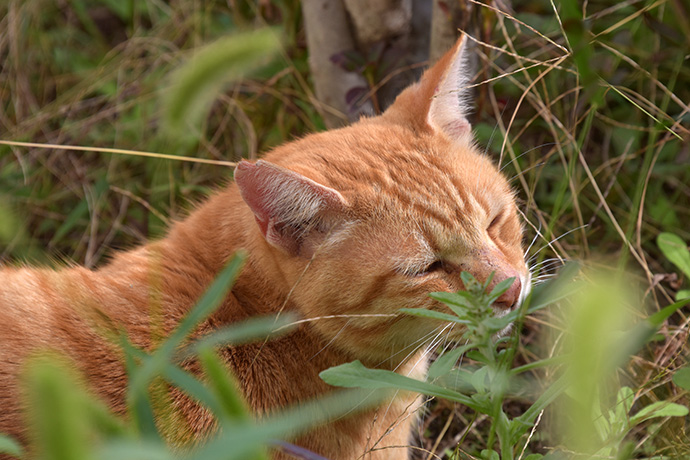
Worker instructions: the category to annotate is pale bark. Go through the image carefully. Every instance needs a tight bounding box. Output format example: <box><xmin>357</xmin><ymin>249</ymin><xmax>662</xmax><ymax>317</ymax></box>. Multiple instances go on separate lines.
<box><xmin>430</xmin><ymin>0</ymin><xmax>465</xmax><ymax>63</ymax></box>
<box><xmin>301</xmin><ymin>0</ymin><xmax>374</xmax><ymax>128</ymax></box>
<box><xmin>342</xmin><ymin>0</ymin><xmax>412</xmax><ymax>46</ymax></box>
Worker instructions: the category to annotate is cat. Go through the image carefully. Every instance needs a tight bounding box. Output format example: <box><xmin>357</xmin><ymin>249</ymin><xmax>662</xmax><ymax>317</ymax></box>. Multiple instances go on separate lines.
<box><xmin>0</xmin><ymin>34</ymin><xmax>529</xmax><ymax>460</ymax></box>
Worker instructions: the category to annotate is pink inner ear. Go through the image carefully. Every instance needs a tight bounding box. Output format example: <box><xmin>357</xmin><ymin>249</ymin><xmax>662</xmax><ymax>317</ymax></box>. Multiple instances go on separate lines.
<box><xmin>234</xmin><ymin>161</ymin><xmax>272</xmax><ymax>235</ymax></box>
<box><xmin>234</xmin><ymin>160</ymin><xmax>347</xmax><ymax>252</ymax></box>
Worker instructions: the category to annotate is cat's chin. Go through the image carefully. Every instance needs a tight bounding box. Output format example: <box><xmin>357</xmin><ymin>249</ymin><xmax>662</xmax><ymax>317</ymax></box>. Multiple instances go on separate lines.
<box><xmin>494</xmin><ymin>322</ymin><xmax>514</xmax><ymax>338</ymax></box>
<box><xmin>490</xmin><ymin>306</ymin><xmax>515</xmax><ymax>339</ymax></box>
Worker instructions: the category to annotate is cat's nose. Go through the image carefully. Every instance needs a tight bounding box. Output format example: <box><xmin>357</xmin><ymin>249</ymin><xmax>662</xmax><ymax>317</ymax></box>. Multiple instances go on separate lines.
<box><xmin>492</xmin><ymin>276</ymin><xmax>522</xmax><ymax>310</ymax></box>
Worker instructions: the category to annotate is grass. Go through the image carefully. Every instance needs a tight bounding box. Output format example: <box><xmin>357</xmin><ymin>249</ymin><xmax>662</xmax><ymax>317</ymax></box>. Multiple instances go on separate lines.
<box><xmin>1</xmin><ymin>0</ymin><xmax>689</xmax><ymax>458</ymax></box>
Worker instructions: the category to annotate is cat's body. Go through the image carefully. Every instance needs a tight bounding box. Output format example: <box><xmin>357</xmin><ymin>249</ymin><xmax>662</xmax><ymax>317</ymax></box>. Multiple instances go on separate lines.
<box><xmin>0</xmin><ymin>36</ymin><xmax>529</xmax><ymax>459</ymax></box>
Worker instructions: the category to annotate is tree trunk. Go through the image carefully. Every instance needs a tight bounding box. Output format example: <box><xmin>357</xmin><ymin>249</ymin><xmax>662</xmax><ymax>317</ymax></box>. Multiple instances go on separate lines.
<box><xmin>430</xmin><ymin>0</ymin><xmax>466</xmax><ymax>63</ymax></box>
<box><xmin>301</xmin><ymin>0</ymin><xmax>374</xmax><ymax>128</ymax></box>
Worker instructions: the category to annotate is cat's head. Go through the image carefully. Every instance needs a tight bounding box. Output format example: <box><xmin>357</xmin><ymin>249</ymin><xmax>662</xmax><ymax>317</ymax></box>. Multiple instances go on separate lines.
<box><xmin>234</xmin><ymin>36</ymin><xmax>530</xmax><ymax>364</ymax></box>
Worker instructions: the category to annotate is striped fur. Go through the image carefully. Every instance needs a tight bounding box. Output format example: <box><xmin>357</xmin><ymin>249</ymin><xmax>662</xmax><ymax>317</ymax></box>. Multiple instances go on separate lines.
<box><xmin>0</xmin><ymin>36</ymin><xmax>528</xmax><ymax>459</ymax></box>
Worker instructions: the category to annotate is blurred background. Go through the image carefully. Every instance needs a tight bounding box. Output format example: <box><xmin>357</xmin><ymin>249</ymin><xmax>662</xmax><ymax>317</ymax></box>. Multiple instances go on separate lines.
<box><xmin>0</xmin><ymin>0</ymin><xmax>688</xmax><ymax>457</ymax></box>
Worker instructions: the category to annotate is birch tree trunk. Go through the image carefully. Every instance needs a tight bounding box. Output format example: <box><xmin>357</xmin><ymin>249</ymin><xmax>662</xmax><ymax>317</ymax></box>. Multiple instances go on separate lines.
<box><xmin>302</xmin><ymin>0</ymin><xmax>472</xmax><ymax>128</ymax></box>
<box><xmin>301</xmin><ymin>0</ymin><xmax>374</xmax><ymax>128</ymax></box>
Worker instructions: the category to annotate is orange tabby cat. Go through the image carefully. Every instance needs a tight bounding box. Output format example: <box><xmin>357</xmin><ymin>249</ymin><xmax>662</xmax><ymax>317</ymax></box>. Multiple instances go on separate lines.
<box><xmin>0</xmin><ymin>35</ymin><xmax>529</xmax><ymax>459</ymax></box>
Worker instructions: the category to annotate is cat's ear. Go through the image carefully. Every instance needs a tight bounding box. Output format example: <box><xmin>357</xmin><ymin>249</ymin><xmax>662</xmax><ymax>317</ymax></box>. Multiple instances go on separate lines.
<box><xmin>234</xmin><ymin>160</ymin><xmax>348</xmax><ymax>257</ymax></box>
<box><xmin>384</xmin><ymin>35</ymin><xmax>472</xmax><ymax>142</ymax></box>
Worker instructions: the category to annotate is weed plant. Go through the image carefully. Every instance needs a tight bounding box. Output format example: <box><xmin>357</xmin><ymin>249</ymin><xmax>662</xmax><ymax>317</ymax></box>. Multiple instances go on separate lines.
<box><xmin>1</xmin><ymin>0</ymin><xmax>689</xmax><ymax>458</ymax></box>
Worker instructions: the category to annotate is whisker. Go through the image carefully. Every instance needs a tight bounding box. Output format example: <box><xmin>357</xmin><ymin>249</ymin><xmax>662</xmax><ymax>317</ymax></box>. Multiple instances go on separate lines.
<box><xmin>520</xmin><ymin>210</ymin><xmax>543</xmax><ymax>258</ymax></box>
<box><xmin>529</xmin><ymin>258</ymin><xmax>565</xmax><ymax>275</ymax></box>
<box><xmin>377</xmin><ymin>327</ymin><xmax>445</xmax><ymax>370</ymax></box>
<box><xmin>487</xmin><ymin>105</ymin><xmax>508</xmax><ymax>162</ymax></box>
<box><xmin>393</xmin><ymin>324</ymin><xmax>452</xmax><ymax>373</ymax></box>
<box><xmin>273</xmin><ymin>313</ymin><xmax>397</xmax><ymax>332</ymax></box>
<box><xmin>529</xmin><ymin>256</ymin><xmax>563</xmax><ymax>268</ymax></box>
<box><xmin>526</xmin><ymin>224</ymin><xmax>588</xmax><ymax>264</ymax></box>
<box><xmin>374</xmin><ymin>324</ymin><xmax>453</xmax><ymax>451</ymax></box>
<box><xmin>309</xmin><ymin>319</ymin><xmax>351</xmax><ymax>361</ymax></box>
<box><xmin>509</xmin><ymin>162</ymin><xmax>547</xmax><ymax>183</ymax></box>
<box><xmin>532</xmin><ymin>274</ymin><xmax>558</xmax><ymax>282</ymax></box>
<box><xmin>500</xmin><ymin>142</ymin><xmax>556</xmax><ymax>172</ymax></box>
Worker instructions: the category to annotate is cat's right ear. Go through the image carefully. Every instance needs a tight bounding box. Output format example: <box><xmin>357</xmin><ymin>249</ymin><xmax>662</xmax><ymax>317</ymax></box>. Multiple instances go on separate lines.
<box><xmin>383</xmin><ymin>34</ymin><xmax>472</xmax><ymax>144</ymax></box>
<box><xmin>234</xmin><ymin>160</ymin><xmax>348</xmax><ymax>257</ymax></box>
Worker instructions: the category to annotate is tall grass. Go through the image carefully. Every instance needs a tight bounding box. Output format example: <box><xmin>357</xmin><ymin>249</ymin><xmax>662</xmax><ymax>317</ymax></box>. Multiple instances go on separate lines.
<box><xmin>1</xmin><ymin>0</ymin><xmax>688</xmax><ymax>458</ymax></box>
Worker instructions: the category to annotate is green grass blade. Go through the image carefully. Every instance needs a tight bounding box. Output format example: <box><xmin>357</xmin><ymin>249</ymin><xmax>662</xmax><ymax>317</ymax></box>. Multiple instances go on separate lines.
<box><xmin>629</xmin><ymin>401</ymin><xmax>689</xmax><ymax>426</ymax></box>
<box><xmin>488</xmin><ymin>277</ymin><xmax>515</xmax><ymax>301</ymax></box>
<box><xmin>657</xmin><ymin>233</ymin><xmax>690</xmax><ymax>278</ymax></box>
<box><xmin>97</xmin><ymin>440</ymin><xmax>174</xmax><ymax>460</ymax></box>
<box><xmin>398</xmin><ymin>307</ymin><xmax>470</xmax><ymax>324</ymax></box>
<box><xmin>186</xmin><ymin>314</ymin><xmax>296</xmax><ymax>356</ymax></box>
<box><xmin>164</xmin><ymin>28</ymin><xmax>282</xmax><ymax>132</ymax></box>
<box><xmin>320</xmin><ymin>360</ymin><xmax>482</xmax><ymax>411</ymax></box>
<box><xmin>0</xmin><ymin>434</ymin><xmax>23</xmax><ymax>458</ymax></box>
<box><xmin>198</xmin><ymin>348</ymin><xmax>251</xmax><ymax>421</ymax></box>
<box><xmin>160</xmin><ymin>362</ymin><xmax>224</xmax><ymax>417</ymax></box>
<box><xmin>189</xmin><ymin>389</ymin><xmax>385</xmax><ymax>460</ymax></box>
<box><xmin>120</xmin><ymin>335</ymin><xmax>160</xmax><ymax>440</ymax></box>
<box><xmin>672</xmin><ymin>366</ymin><xmax>690</xmax><ymax>391</ymax></box>
<box><xmin>24</xmin><ymin>356</ymin><xmax>109</xmax><ymax>460</ymax></box>
<box><xmin>129</xmin><ymin>251</ymin><xmax>246</xmax><ymax>404</ymax></box>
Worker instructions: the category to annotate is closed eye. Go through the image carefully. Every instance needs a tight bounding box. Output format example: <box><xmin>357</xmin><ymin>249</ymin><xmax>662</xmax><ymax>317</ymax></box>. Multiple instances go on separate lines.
<box><xmin>488</xmin><ymin>212</ymin><xmax>502</xmax><ymax>230</ymax></box>
<box><xmin>415</xmin><ymin>260</ymin><xmax>445</xmax><ymax>277</ymax></box>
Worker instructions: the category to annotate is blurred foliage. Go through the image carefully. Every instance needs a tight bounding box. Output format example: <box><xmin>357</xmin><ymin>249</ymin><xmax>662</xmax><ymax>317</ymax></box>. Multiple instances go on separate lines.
<box><xmin>0</xmin><ymin>252</ymin><xmax>385</xmax><ymax>460</ymax></box>
<box><xmin>0</xmin><ymin>0</ymin><xmax>689</xmax><ymax>458</ymax></box>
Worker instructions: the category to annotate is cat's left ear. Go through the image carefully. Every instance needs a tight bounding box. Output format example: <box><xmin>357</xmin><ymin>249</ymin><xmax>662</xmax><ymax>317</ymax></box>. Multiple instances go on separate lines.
<box><xmin>234</xmin><ymin>160</ymin><xmax>348</xmax><ymax>258</ymax></box>
<box><xmin>384</xmin><ymin>35</ymin><xmax>472</xmax><ymax>143</ymax></box>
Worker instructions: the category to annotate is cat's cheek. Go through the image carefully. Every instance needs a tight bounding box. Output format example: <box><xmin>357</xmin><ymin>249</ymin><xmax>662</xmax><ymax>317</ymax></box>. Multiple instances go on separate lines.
<box><xmin>406</xmin><ymin>277</ymin><xmax>454</xmax><ymax>296</ymax></box>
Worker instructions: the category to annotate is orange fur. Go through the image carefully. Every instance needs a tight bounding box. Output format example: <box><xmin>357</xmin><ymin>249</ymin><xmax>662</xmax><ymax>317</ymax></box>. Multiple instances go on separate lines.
<box><xmin>0</xmin><ymin>36</ymin><xmax>529</xmax><ymax>459</ymax></box>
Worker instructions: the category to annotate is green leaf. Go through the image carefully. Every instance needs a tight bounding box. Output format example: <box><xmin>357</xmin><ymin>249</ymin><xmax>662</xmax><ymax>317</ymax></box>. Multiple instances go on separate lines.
<box><xmin>119</xmin><ymin>335</ymin><xmax>160</xmax><ymax>440</ymax></box>
<box><xmin>435</xmin><ymin>368</ymin><xmax>477</xmax><ymax>394</ymax></box>
<box><xmin>470</xmin><ymin>366</ymin><xmax>490</xmax><ymax>394</ymax></box>
<box><xmin>647</xmin><ymin>299</ymin><xmax>689</xmax><ymax>328</ymax></box>
<box><xmin>429</xmin><ymin>291</ymin><xmax>476</xmax><ymax>308</ymax></box>
<box><xmin>0</xmin><ymin>202</ymin><xmax>26</xmax><ymax>247</ymax></box>
<box><xmin>629</xmin><ymin>401</ymin><xmax>689</xmax><ymax>426</ymax></box>
<box><xmin>615</xmin><ymin>441</ymin><xmax>635</xmax><ymax>460</ymax></box>
<box><xmin>480</xmin><ymin>449</ymin><xmax>500</xmax><ymax>460</ymax></box>
<box><xmin>496</xmin><ymin>409</ymin><xmax>512</xmax><ymax>459</ymax></box>
<box><xmin>50</xmin><ymin>178</ymin><xmax>108</xmax><ymax>245</ymax></box>
<box><xmin>673</xmin><ymin>366</ymin><xmax>690</xmax><ymax>391</ymax></box>
<box><xmin>164</xmin><ymin>28</ymin><xmax>281</xmax><ymax>132</ymax></box>
<box><xmin>427</xmin><ymin>345</ymin><xmax>472</xmax><ymax>379</ymax></box>
<box><xmin>398</xmin><ymin>307</ymin><xmax>469</xmax><ymax>324</ymax></box>
<box><xmin>129</xmin><ymin>251</ymin><xmax>246</xmax><ymax>402</ymax></box>
<box><xmin>488</xmin><ymin>276</ymin><xmax>515</xmax><ymax>301</ymax></box>
<box><xmin>320</xmin><ymin>361</ymin><xmax>482</xmax><ymax>411</ymax></box>
<box><xmin>189</xmin><ymin>389</ymin><xmax>384</xmax><ymax>460</ymax></box>
<box><xmin>611</xmin><ymin>386</ymin><xmax>634</xmax><ymax>432</ymax></box>
<box><xmin>24</xmin><ymin>355</ymin><xmax>116</xmax><ymax>460</ymax></box>
<box><xmin>185</xmin><ymin>314</ymin><xmax>296</xmax><ymax>356</ymax></box>
<box><xmin>0</xmin><ymin>434</ymin><xmax>23</xmax><ymax>458</ymax></box>
<box><xmin>97</xmin><ymin>441</ymin><xmax>173</xmax><ymax>460</ymax></box>
<box><xmin>198</xmin><ymin>348</ymin><xmax>251</xmax><ymax>421</ymax></box>
<box><xmin>482</xmin><ymin>315</ymin><xmax>513</xmax><ymax>331</ymax></box>
<box><xmin>657</xmin><ymin>232</ymin><xmax>690</xmax><ymax>279</ymax></box>
<box><xmin>499</xmin><ymin>262</ymin><xmax>582</xmax><ymax>326</ymax></box>
<box><xmin>160</xmin><ymin>361</ymin><xmax>224</xmax><ymax>417</ymax></box>
<box><xmin>461</xmin><ymin>271</ymin><xmax>483</xmax><ymax>293</ymax></box>
<box><xmin>512</xmin><ymin>375</ymin><xmax>569</xmax><ymax>440</ymax></box>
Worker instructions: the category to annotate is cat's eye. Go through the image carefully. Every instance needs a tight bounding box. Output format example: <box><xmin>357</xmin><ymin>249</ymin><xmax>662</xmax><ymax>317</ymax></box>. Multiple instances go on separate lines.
<box><xmin>488</xmin><ymin>213</ymin><xmax>502</xmax><ymax>230</ymax></box>
<box><xmin>415</xmin><ymin>260</ymin><xmax>445</xmax><ymax>276</ymax></box>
